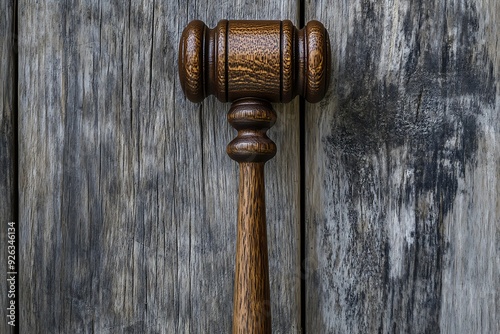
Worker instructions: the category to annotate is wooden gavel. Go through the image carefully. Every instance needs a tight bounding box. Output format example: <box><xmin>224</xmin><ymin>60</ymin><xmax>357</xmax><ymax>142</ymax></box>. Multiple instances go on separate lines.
<box><xmin>179</xmin><ymin>19</ymin><xmax>330</xmax><ymax>333</ymax></box>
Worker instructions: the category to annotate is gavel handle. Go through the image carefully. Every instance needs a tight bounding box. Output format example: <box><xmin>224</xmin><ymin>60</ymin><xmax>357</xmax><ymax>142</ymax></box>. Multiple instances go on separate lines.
<box><xmin>227</xmin><ymin>99</ymin><xmax>276</xmax><ymax>333</ymax></box>
<box><xmin>233</xmin><ymin>162</ymin><xmax>271</xmax><ymax>333</ymax></box>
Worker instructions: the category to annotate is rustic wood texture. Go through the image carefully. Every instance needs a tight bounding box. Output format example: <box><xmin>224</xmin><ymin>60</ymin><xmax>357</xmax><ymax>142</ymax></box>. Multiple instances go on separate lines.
<box><xmin>305</xmin><ymin>0</ymin><xmax>499</xmax><ymax>333</ymax></box>
<box><xmin>17</xmin><ymin>0</ymin><xmax>498</xmax><ymax>332</ymax></box>
<box><xmin>0</xmin><ymin>1</ymin><xmax>16</xmax><ymax>334</ymax></box>
<box><xmin>18</xmin><ymin>0</ymin><xmax>300</xmax><ymax>333</ymax></box>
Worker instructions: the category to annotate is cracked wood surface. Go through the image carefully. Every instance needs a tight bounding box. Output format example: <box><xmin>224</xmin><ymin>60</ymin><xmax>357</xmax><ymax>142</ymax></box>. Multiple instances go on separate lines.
<box><xmin>0</xmin><ymin>1</ymin><xmax>16</xmax><ymax>333</ymax></box>
<box><xmin>18</xmin><ymin>1</ymin><xmax>299</xmax><ymax>332</ymax></box>
<box><xmin>305</xmin><ymin>0</ymin><xmax>499</xmax><ymax>333</ymax></box>
<box><xmin>11</xmin><ymin>0</ymin><xmax>499</xmax><ymax>333</ymax></box>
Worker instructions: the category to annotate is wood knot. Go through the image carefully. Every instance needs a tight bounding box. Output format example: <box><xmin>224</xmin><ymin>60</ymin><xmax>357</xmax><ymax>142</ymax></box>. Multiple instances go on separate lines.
<box><xmin>227</xmin><ymin>99</ymin><xmax>277</xmax><ymax>163</ymax></box>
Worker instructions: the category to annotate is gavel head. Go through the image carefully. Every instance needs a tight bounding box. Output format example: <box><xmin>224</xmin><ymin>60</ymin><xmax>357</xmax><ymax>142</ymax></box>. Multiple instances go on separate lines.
<box><xmin>179</xmin><ymin>20</ymin><xmax>330</xmax><ymax>103</ymax></box>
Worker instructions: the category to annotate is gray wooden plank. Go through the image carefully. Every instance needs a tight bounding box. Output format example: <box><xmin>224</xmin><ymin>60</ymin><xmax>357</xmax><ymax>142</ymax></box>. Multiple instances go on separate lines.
<box><xmin>18</xmin><ymin>0</ymin><xmax>300</xmax><ymax>332</ymax></box>
<box><xmin>0</xmin><ymin>1</ymin><xmax>16</xmax><ymax>333</ymax></box>
<box><xmin>305</xmin><ymin>0</ymin><xmax>499</xmax><ymax>333</ymax></box>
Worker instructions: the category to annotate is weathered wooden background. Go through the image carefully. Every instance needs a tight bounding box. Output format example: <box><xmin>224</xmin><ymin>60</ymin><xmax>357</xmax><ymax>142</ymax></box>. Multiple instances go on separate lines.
<box><xmin>1</xmin><ymin>0</ymin><xmax>17</xmax><ymax>333</ymax></box>
<box><xmin>1</xmin><ymin>0</ymin><xmax>498</xmax><ymax>333</ymax></box>
<box><xmin>306</xmin><ymin>0</ymin><xmax>499</xmax><ymax>333</ymax></box>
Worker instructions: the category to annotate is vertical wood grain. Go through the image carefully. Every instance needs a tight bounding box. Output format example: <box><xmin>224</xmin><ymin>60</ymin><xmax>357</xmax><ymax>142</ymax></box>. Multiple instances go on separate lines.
<box><xmin>0</xmin><ymin>1</ymin><xmax>16</xmax><ymax>334</ymax></box>
<box><xmin>305</xmin><ymin>0</ymin><xmax>499</xmax><ymax>333</ymax></box>
<box><xmin>233</xmin><ymin>163</ymin><xmax>271</xmax><ymax>334</ymax></box>
<box><xmin>18</xmin><ymin>0</ymin><xmax>300</xmax><ymax>333</ymax></box>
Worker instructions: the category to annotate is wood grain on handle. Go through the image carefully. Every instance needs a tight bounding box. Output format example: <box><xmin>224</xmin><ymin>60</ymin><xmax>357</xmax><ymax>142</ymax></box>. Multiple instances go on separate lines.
<box><xmin>228</xmin><ymin>99</ymin><xmax>275</xmax><ymax>333</ymax></box>
<box><xmin>233</xmin><ymin>162</ymin><xmax>271</xmax><ymax>334</ymax></box>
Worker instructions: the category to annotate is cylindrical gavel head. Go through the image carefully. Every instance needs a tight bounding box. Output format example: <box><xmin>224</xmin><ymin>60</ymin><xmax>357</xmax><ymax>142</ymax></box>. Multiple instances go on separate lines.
<box><xmin>179</xmin><ymin>20</ymin><xmax>330</xmax><ymax>103</ymax></box>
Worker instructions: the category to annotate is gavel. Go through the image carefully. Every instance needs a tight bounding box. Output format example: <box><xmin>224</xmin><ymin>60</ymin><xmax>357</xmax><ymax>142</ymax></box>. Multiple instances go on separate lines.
<box><xmin>178</xmin><ymin>19</ymin><xmax>330</xmax><ymax>333</ymax></box>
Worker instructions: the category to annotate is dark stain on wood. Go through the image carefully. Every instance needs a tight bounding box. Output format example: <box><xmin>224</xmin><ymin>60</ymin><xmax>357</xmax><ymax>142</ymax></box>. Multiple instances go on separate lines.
<box><xmin>310</xmin><ymin>0</ymin><xmax>497</xmax><ymax>332</ymax></box>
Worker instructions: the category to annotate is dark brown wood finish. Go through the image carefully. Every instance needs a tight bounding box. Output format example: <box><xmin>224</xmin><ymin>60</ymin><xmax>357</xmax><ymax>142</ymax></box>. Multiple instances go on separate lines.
<box><xmin>228</xmin><ymin>99</ymin><xmax>275</xmax><ymax>333</ymax></box>
<box><xmin>227</xmin><ymin>99</ymin><xmax>277</xmax><ymax>163</ymax></box>
<box><xmin>179</xmin><ymin>20</ymin><xmax>330</xmax><ymax>333</ymax></box>
<box><xmin>179</xmin><ymin>20</ymin><xmax>330</xmax><ymax>103</ymax></box>
<box><xmin>233</xmin><ymin>161</ymin><xmax>271</xmax><ymax>333</ymax></box>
